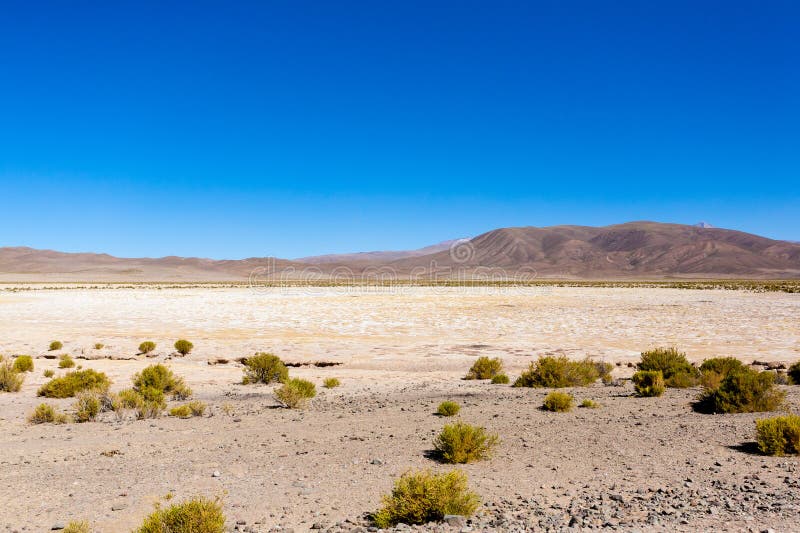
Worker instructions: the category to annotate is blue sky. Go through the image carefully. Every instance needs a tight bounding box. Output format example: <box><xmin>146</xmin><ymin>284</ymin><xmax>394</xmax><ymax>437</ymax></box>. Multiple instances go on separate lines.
<box><xmin>1</xmin><ymin>1</ymin><xmax>798</xmax><ymax>258</ymax></box>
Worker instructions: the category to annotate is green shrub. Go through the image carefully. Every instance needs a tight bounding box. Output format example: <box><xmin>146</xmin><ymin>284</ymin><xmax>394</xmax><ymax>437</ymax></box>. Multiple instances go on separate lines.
<box><xmin>274</xmin><ymin>378</ymin><xmax>316</xmax><ymax>408</ymax></box>
<box><xmin>513</xmin><ymin>356</ymin><xmax>599</xmax><ymax>388</ymax></box>
<box><xmin>12</xmin><ymin>355</ymin><xmax>34</xmax><ymax>373</ymax></box>
<box><xmin>433</xmin><ymin>421</ymin><xmax>499</xmax><ymax>463</ymax></box>
<box><xmin>594</xmin><ymin>361</ymin><xmax>614</xmax><ymax>384</ymax></box>
<box><xmin>94</xmin><ymin>343</ymin><xmax>104</xmax><ymax>350</ymax></box>
<box><xmin>138</xmin><ymin>341</ymin><xmax>156</xmax><ymax>354</ymax></box>
<box><xmin>38</xmin><ymin>369</ymin><xmax>111</xmax><ymax>398</ymax></box>
<box><xmin>464</xmin><ymin>357</ymin><xmax>503</xmax><ymax>380</ymax></box>
<box><xmin>49</xmin><ymin>340</ymin><xmax>63</xmax><ymax>351</ymax></box>
<box><xmin>242</xmin><ymin>353</ymin><xmax>288</xmax><ymax>384</ymax></box>
<box><xmin>0</xmin><ymin>361</ymin><xmax>24</xmax><ymax>392</ymax></box>
<box><xmin>117</xmin><ymin>388</ymin><xmax>145</xmax><ymax>409</ymax></box>
<box><xmin>28</xmin><ymin>403</ymin><xmax>70</xmax><ymax>424</ymax></box>
<box><xmin>788</xmin><ymin>361</ymin><xmax>800</xmax><ymax>385</ymax></box>
<box><xmin>74</xmin><ymin>392</ymin><xmax>101</xmax><ymax>422</ymax></box>
<box><xmin>136</xmin><ymin>387</ymin><xmax>166</xmax><ymax>419</ymax></box>
<box><xmin>490</xmin><ymin>373</ymin><xmax>509</xmax><ymax>384</ymax></box>
<box><xmin>170</xmin><ymin>401</ymin><xmax>206</xmax><ymax>418</ymax></box>
<box><xmin>632</xmin><ymin>370</ymin><xmax>665</xmax><ymax>397</ymax></box>
<box><xmin>43</xmin><ymin>369</ymin><xmax>54</xmax><ymax>378</ymax></box>
<box><xmin>372</xmin><ymin>469</ymin><xmax>480</xmax><ymax>528</ymax></box>
<box><xmin>173</xmin><ymin>339</ymin><xmax>194</xmax><ymax>356</ymax></box>
<box><xmin>756</xmin><ymin>415</ymin><xmax>800</xmax><ymax>456</ymax></box>
<box><xmin>59</xmin><ymin>354</ymin><xmax>75</xmax><ymax>369</ymax></box>
<box><xmin>133</xmin><ymin>364</ymin><xmax>191</xmax><ymax>399</ymax></box>
<box><xmin>542</xmin><ymin>391</ymin><xmax>574</xmax><ymax>412</ymax></box>
<box><xmin>638</xmin><ymin>347</ymin><xmax>698</xmax><ymax>387</ymax></box>
<box><xmin>436</xmin><ymin>401</ymin><xmax>460</xmax><ymax>417</ymax></box>
<box><xmin>700</xmin><ymin>357</ymin><xmax>745</xmax><ymax>389</ymax></box>
<box><xmin>694</xmin><ymin>367</ymin><xmax>785</xmax><ymax>414</ymax></box>
<box><xmin>134</xmin><ymin>496</ymin><xmax>225</xmax><ymax>533</ymax></box>
<box><xmin>323</xmin><ymin>377</ymin><xmax>341</xmax><ymax>388</ymax></box>
<box><xmin>580</xmin><ymin>399</ymin><xmax>600</xmax><ymax>408</ymax></box>
<box><xmin>63</xmin><ymin>521</ymin><xmax>90</xmax><ymax>533</ymax></box>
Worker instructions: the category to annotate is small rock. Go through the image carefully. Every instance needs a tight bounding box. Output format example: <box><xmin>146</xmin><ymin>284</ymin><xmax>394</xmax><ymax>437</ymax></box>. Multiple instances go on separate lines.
<box><xmin>212</xmin><ymin>470</ymin><xmax>221</xmax><ymax>477</ymax></box>
<box><xmin>443</xmin><ymin>515</ymin><xmax>466</xmax><ymax>527</ymax></box>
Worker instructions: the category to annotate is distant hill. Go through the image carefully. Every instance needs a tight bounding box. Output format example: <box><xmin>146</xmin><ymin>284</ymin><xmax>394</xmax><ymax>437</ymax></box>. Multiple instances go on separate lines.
<box><xmin>2</xmin><ymin>222</ymin><xmax>799</xmax><ymax>281</ymax></box>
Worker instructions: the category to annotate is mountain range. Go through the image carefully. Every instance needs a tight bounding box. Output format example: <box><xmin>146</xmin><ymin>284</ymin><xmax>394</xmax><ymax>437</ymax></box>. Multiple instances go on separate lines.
<box><xmin>1</xmin><ymin>221</ymin><xmax>799</xmax><ymax>281</ymax></box>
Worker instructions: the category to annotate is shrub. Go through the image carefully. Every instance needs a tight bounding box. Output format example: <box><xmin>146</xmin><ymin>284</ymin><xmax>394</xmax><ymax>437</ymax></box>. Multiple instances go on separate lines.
<box><xmin>242</xmin><ymin>353</ymin><xmax>288</xmax><ymax>384</ymax></box>
<box><xmin>372</xmin><ymin>469</ymin><xmax>480</xmax><ymax>528</ymax></box>
<box><xmin>788</xmin><ymin>361</ymin><xmax>800</xmax><ymax>385</ymax></box>
<box><xmin>49</xmin><ymin>340</ymin><xmax>63</xmax><ymax>351</ymax></box>
<box><xmin>173</xmin><ymin>339</ymin><xmax>194</xmax><ymax>356</ymax></box>
<box><xmin>756</xmin><ymin>415</ymin><xmax>800</xmax><ymax>456</ymax></box>
<box><xmin>464</xmin><ymin>357</ymin><xmax>503</xmax><ymax>380</ymax></box>
<box><xmin>632</xmin><ymin>370</ymin><xmax>665</xmax><ymax>397</ymax></box>
<box><xmin>274</xmin><ymin>378</ymin><xmax>316</xmax><ymax>408</ymax></box>
<box><xmin>63</xmin><ymin>521</ymin><xmax>90</xmax><ymax>533</ymax></box>
<box><xmin>580</xmin><ymin>399</ymin><xmax>600</xmax><ymax>408</ymax></box>
<box><xmin>139</xmin><ymin>341</ymin><xmax>156</xmax><ymax>354</ymax></box>
<box><xmin>170</xmin><ymin>401</ymin><xmax>206</xmax><ymax>418</ymax></box>
<box><xmin>542</xmin><ymin>391</ymin><xmax>574</xmax><ymax>412</ymax></box>
<box><xmin>94</xmin><ymin>343</ymin><xmax>104</xmax><ymax>350</ymax></box>
<box><xmin>117</xmin><ymin>388</ymin><xmax>145</xmax><ymax>409</ymax></box>
<box><xmin>637</xmin><ymin>347</ymin><xmax>698</xmax><ymax>387</ymax></box>
<box><xmin>28</xmin><ymin>403</ymin><xmax>70</xmax><ymax>424</ymax></box>
<box><xmin>437</xmin><ymin>401</ymin><xmax>461</xmax><ymax>417</ymax></box>
<box><xmin>694</xmin><ymin>367</ymin><xmax>785</xmax><ymax>414</ymax></box>
<box><xmin>433</xmin><ymin>421</ymin><xmax>499</xmax><ymax>463</ymax></box>
<box><xmin>13</xmin><ymin>355</ymin><xmax>34</xmax><ymax>373</ymax></box>
<box><xmin>136</xmin><ymin>387</ymin><xmax>166</xmax><ymax>419</ymax></box>
<box><xmin>490</xmin><ymin>374</ymin><xmax>510</xmax><ymax>384</ymax></box>
<box><xmin>43</xmin><ymin>369</ymin><xmax>54</xmax><ymax>378</ymax></box>
<box><xmin>74</xmin><ymin>392</ymin><xmax>101</xmax><ymax>422</ymax></box>
<box><xmin>0</xmin><ymin>362</ymin><xmax>24</xmax><ymax>392</ymax></box>
<box><xmin>38</xmin><ymin>369</ymin><xmax>111</xmax><ymax>398</ymax></box>
<box><xmin>133</xmin><ymin>364</ymin><xmax>191</xmax><ymax>399</ymax></box>
<box><xmin>323</xmin><ymin>377</ymin><xmax>341</xmax><ymax>388</ymax></box>
<box><xmin>513</xmin><ymin>356</ymin><xmax>599</xmax><ymax>388</ymax></box>
<box><xmin>134</xmin><ymin>497</ymin><xmax>225</xmax><ymax>533</ymax></box>
<box><xmin>700</xmin><ymin>357</ymin><xmax>745</xmax><ymax>389</ymax></box>
<box><xmin>59</xmin><ymin>354</ymin><xmax>76</xmax><ymax>369</ymax></box>
<box><xmin>594</xmin><ymin>361</ymin><xmax>613</xmax><ymax>384</ymax></box>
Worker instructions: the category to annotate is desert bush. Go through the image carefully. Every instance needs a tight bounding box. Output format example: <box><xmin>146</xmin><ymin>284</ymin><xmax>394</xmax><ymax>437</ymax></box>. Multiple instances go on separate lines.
<box><xmin>94</xmin><ymin>343</ymin><xmax>104</xmax><ymax>350</ymax></box>
<box><xmin>38</xmin><ymin>369</ymin><xmax>111</xmax><ymax>398</ymax></box>
<box><xmin>170</xmin><ymin>401</ymin><xmax>206</xmax><ymax>418</ymax></box>
<box><xmin>788</xmin><ymin>361</ymin><xmax>800</xmax><ymax>385</ymax></box>
<box><xmin>0</xmin><ymin>362</ymin><xmax>24</xmax><ymax>392</ymax></box>
<box><xmin>133</xmin><ymin>364</ymin><xmax>191</xmax><ymax>399</ymax></box>
<box><xmin>694</xmin><ymin>367</ymin><xmax>785</xmax><ymax>414</ymax></box>
<box><xmin>436</xmin><ymin>401</ymin><xmax>460</xmax><ymax>417</ymax></box>
<box><xmin>59</xmin><ymin>354</ymin><xmax>76</xmax><ymax>369</ymax></box>
<box><xmin>134</xmin><ymin>496</ymin><xmax>225</xmax><ymax>533</ymax></box>
<box><xmin>74</xmin><ymin>392</ymin><xmax>101</xmax><ymax>422</ymax></box>
<box><xmin>13</xmin><ymin>355</ymin><xmax>34</xmax><ymax>373</ymax></box>
<box><xmin>49</xmin><ymin>340</ymin><xmax>63</xmax><ymax>351</ymax></box>
<box><xmin>433</xmin><ymin>421</ymin><xmax>499</xmax><ymax>463</ymax></box>
<box><xmin>580</xmin><ymin>399</ymin><xmax>600</xmax><ymax>408</ymax></box>
<box><xmin>242</xmin><ymin>353</ymin><xmax>288</xmax><ymax>384</ymax></box>
<box><xmin>173</xmin><ymin>339</ymin><xmax>194</xmax><ymax>356</ymax></box>
<box><xmin>632</xmin><ymin>370</ymin><xmax>665</xmax><ymax>397</ymax></box>
<box><xmin>638</xmin><ymin>347</ymin><xmax>698</xmax><ymax>387</ymax></box>
<box><xmin>274</xmin><ymin>378</ymin><xmax>316</xmax><ymax>408</ymax></box>
<box><xmin>542</xmin><ymin>391</ymin><xmax>574</xmax><ymax>412</ymax></box>
<box><xmin>136</xmin><ymin>387</ymin><xmax>166</xmax><ymax>419</ymax></box>
<box><xmin>464</xmin><ymin>357</ymin><xmax>503</xmax><ymax>380</ymax></box>
<box><xmin>756</xmin><ymin>415</ymin><xmax>800</xmax><ymax>456</ymax></box>
<box><xmin>139</xmin><ymin>341</ymin><xmax>156</xmax><ymax>354</ymax></box>
<box><xmin>372</xmin><ymin>469</ymin><xmax>480</xmax><ymax>528</ymax></box>
<box><xmin>513</xmin><ymin>356</ymin><xmax>599</xmax><ymax>388</ymax></box>
<box><xmin>700</xmin><ymin>357</ymin><xmax>745</xmax><ymax>389</ymax></box>
<box><xmin>28</xmin><ymin>403</ymin><xmax>70</xmax><ymax>424</ymax></box>
<box><xmin>63</xmin><ymin>521</ymin><xmax>90</xmax><ymax>533</ymax></box>
<box><xmin>117</xmin><ymin>388</ymin><xmax>144</xmax><ymax>409</ymax></box>
<box><xmin>490</xmin><ymin>373</ymin><xmax>510</xmax><ymax>384</ymax></box>
<box><xmin>43</xmin><ymin>369</ymin><xmax>54</xmax><ymax>378</ymax></box>
<box><xmin>594</xmin><ymin>361</ymin><xmax>613</xmax><ymax>384</ymax></box>
<box><xmin>323</xmin><ymin>377</ymin><xmax>341</xmax><ymax>388</ymax></box>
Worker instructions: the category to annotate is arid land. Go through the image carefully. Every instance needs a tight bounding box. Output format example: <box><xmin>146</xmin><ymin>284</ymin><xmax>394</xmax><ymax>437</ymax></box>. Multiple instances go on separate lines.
<box><xmin>1</xmin><ymin>285</ymin><xmax>799</xmax><ymax>532</ymax></box>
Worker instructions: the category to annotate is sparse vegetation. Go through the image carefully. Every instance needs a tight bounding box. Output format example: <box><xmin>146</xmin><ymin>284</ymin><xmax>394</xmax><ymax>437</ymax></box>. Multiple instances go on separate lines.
<box><xmin>274</xmin><ymin>378</ymin><xmax>316</xmax><ymax>408</ymax></box>
<box><xmin>699</xmin><ymin>357</ymin><xmax>745</xmax><ymax>389</ymax></box>
<box><xmin>242</xmin><ymin>353</ymin><xmax>288</xmax><ymax>384</ymax></box>
<box><xmin>63</xmin><ymin>520</ymin><xmax>90</xmax><ymax>533</ymax></box>
<box><xmin>637</xmin><ymin>347</ymin><xmax>698</xmax><ymax>388</ymax></box>
<box><xmin>490</xmin><ymin>373</ymin><xmax>510</xmax><ymax>384</ymax></box>
<box><xmin>372</xmin><ymin>469</ymin><xmax>480</xmax><ymax>528</ymax></box>
<box><xmin>542</xmin><ymin>391</ymin><xmax>574</xmax><ymax>412</ymax></box>
<box><xmin>28</xmin><ymin>403</ymin><xmax>70</xmax><ymax>424</ymax></box>
<box><xmin>594</xmin><ymin>361</ymin><xmax>614</xmax><ymax>384</ymax></box>
<box><xmin>12</xmin><ymin>355</ymin><xmax>34</xmax><ymax>372</ymax></box>
<box><xmin>513</xmin><ymin>356</ymin><xmax>600</xmax><ymax>388</ymax></box>
<box><xmin>788</xmin><ymin>361</ymin><xmax>800</xmax><ymax>385</ymax></box>
<box><xmin>632</xmin><ymin>370</ymin><xmax>665</xmax><ymax>397</ymax></box>
<box><xmin>173</xmin><ymin>339</ymin><xmax>194</xmax><ymax>356</ymax></box>
<box><xmin>756</xmin><ymin>414</ymin><xmax>800</xmax><ymax>456</ymax></box>
<box><xmin>169</xmin><ymin>401</ymin><xmax>206</xmax><ymax>418</ymax></box>
<box><xmin>139</xmin><ymin>341</ymin><xmax>156</xmax><ymax>354</ymax></box>
<box><xmin>433</xmin><ymin>421</ymin><xmax>499</xmax><ymax>463</ymax></box>
<box><xmin>94</xmin><ymin>343</ymin><xmax>104</xmax><ymax>350</ymax></box>
<box><xmin>49</xmin><ymin>340</ymin><xmax>63</xmax><ymax>351</ymax></box>
<box><xmin>464</xmin><ymin>356</ymin><xmax>503</xmax><ymax>380</ymax></box>
<box><xmin>43</xmin><ymin>369</ymin><xmax>54</xmax><ymax>378</ymax></box>
<box><xmin>323</xmin><ymin>377</ymin><xmax>341</xmax><ymax>388</ymax></box>
<box><xmin>0</xmin><ymin>362</ymin><xmax>24</xmax><ymax>392</ymax></box>
<box><xmin>59</xmin><ymin>354</ymin><xmax>76</xmax><ymax>368</ymax></box>
<box><xmin>694</xmin><ymin>366</ymin><xmax>785</xmax><ymax>414</ymax></box>
<box><xmin>38</xmin><ymin>369</ymin><xmax>111</xmax><ymax>398</ymax></box>
<box><xmin>580</xmin><ymin>399</ymin><xmax>600</xmax><ymax>408</ymax></box>
<box><xmin>74</xmin><ymin>392</ymin><xmax>101</xmax><ymax>422</ymax></box>
<box><xmin>437</xmin><ymin>400</ymin><xmax>461</xmax><ymax>417</ymax></box>
<box><xmin>133</xmin><ymin>364</ymin><xmax>192</xmax><ymax>399</ymax></box>
<box><xmin>134</xmin><ymin>496</ymin><xmax>225</xmax><ymax>533</ymax></box>
<box><xmin>136</xmin><ymin>387</ymin><xmax>167</xmax><ymax>419</ymax></box>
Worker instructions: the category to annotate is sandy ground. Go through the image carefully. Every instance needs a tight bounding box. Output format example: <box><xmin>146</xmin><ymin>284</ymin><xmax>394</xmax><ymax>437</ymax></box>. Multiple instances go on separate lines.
<box><xmin>1</xmin><ymin>286</ymin><xmax>799</xmax><ymax>531</ymax></box>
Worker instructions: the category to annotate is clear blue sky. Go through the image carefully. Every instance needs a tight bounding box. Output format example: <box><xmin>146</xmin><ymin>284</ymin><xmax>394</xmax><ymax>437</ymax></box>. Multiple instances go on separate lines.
<box><xmin>1</xmin><ymin>1</ymin><xmax>798</xmax><ymax>259</ymax></box>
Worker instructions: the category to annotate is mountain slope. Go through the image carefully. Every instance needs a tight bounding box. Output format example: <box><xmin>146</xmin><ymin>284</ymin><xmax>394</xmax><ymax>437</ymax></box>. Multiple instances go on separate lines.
<box><xmin>294</xmin><ymin>239</ymin><xmax>462</xmax><ymax>264</ymax></box>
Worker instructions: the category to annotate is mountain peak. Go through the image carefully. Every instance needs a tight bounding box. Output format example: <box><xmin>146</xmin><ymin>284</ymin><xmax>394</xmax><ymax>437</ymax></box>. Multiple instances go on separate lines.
<box><xmin>694</xmin><ymin>221</ymin><xmax>714</xmax><ymax>229</ymax></box>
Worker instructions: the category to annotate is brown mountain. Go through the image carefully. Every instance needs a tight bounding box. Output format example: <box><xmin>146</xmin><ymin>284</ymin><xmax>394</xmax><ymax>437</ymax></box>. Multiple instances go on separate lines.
<box><xmin>293</xmin><ymin>239</ymin><xmax>462</xmax><ymax>264</ymax></box>
<box><xmin>1</xmin><ymin>222</ymin><xmax>798</xmax><ymax>281</ymax></box>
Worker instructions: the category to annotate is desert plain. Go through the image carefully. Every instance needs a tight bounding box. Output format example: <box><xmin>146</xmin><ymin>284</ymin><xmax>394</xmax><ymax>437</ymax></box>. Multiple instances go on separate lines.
<box><xmin>1</xmin><ymin>285</ymin><xmax>799</xmax><ymax>532</ymax></box>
